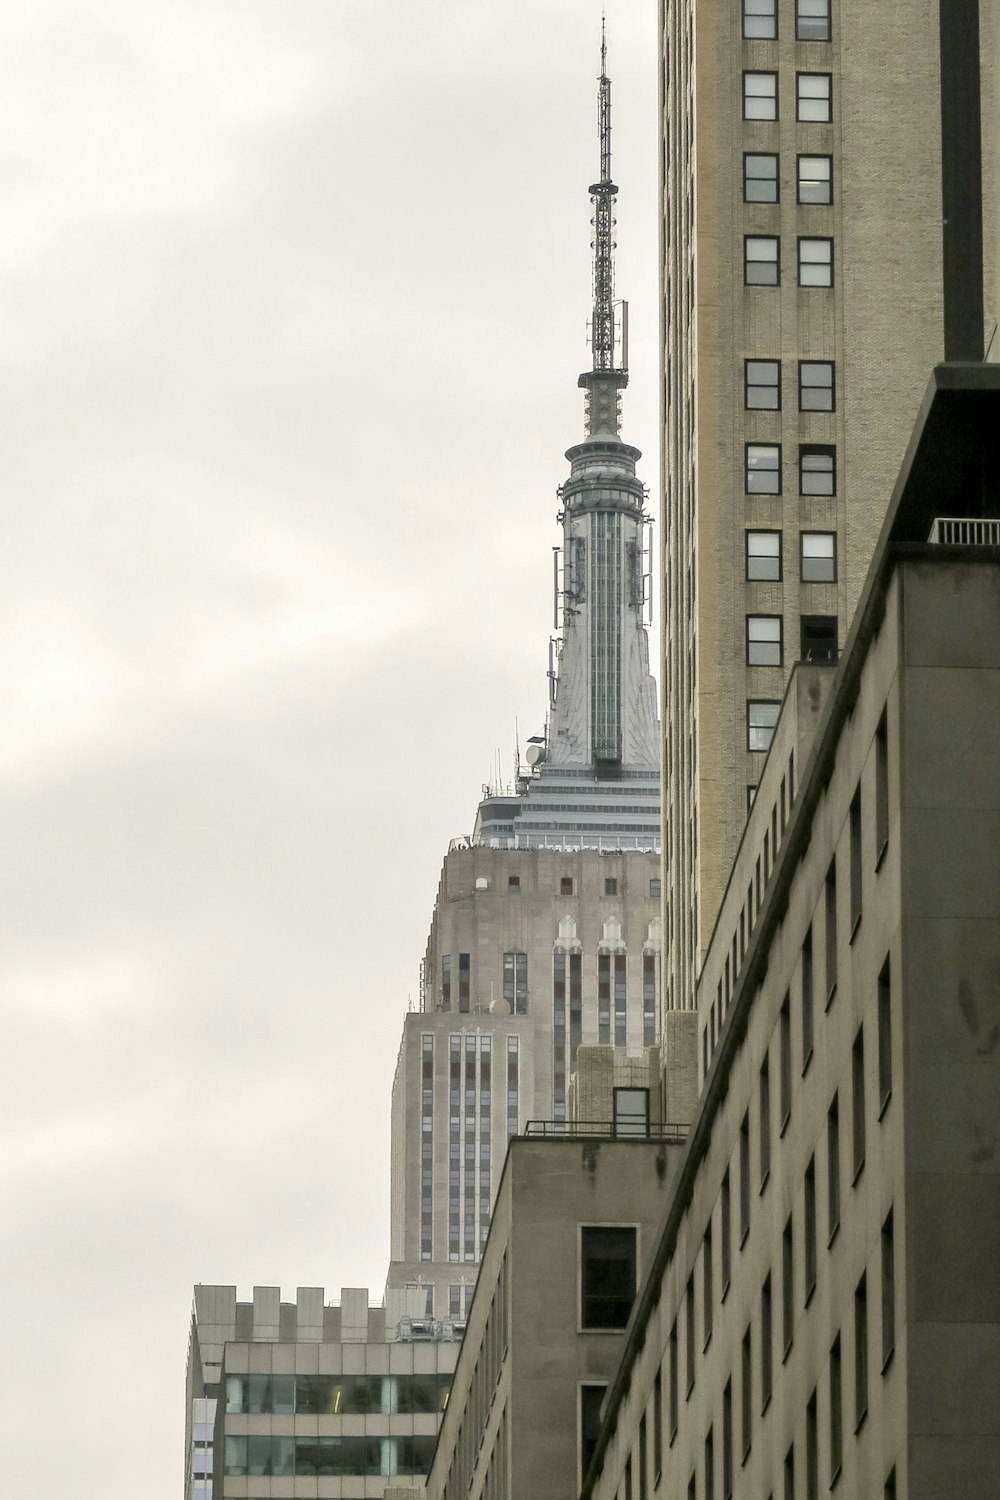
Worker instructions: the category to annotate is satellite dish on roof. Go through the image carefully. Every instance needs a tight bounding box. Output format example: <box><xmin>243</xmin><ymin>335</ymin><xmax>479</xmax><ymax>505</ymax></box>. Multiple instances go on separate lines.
<box><xmin>526</xmin><ymin>743</ymin><xmax>546</xmax><ymax>767</ymax></box>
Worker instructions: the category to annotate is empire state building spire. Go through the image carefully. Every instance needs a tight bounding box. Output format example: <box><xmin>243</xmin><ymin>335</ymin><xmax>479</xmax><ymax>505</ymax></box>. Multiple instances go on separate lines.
<box><xmin>472</xmin><ymin>29</ymin><xmax>660</xmax><ymax>851</ymax></box>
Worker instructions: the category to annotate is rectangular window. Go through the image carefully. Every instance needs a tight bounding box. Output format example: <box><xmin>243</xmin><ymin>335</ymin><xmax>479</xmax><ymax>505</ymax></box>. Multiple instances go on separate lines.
<box><xmin>744</xmin><ymin>70</ymin><xmax>778</xmax><ymax>120</ymax></box>
<box><xmin>799</xmin><ymin>444</ymin><xmax>835</xmax><ymax>495</ymax></box>
<box><xmin>580</xmin><ymin>1226</ymin><xmax>636</xmax><ymax>1329</ymax></box>
<box><xmin>458</xmin><ymin>952</ymin><xmax>470</xmax><ymax>1012</ymax></box>
<box><xmin>561</xmin><ymin>875</ymin><xmax>574</xmax><ymax>894</ymax></box>
<box><xmin>830</xmin><ymin>1335</ymin><xmax>843</xmax><ymax>1482</ymax></box>
<box><xmin>801</xmin><ymin>926</ymin><xmax>814</xmax><ymax>1070</ymax></box>
<box><xmin>827</xmin><ymin>1094</ymin><xmax>841</xmax><ymax>1243</ymax></box>
<box><xmin>507</xmin><ymin>872</ymin><xmax>520</xmax><ymax>888</ymax></box>
<box><xmin>741</xmin><ymin>1325</ymin><xmax>753</xmax><ymax>1459</ymax></box>
<box><xmin>604</xmin><ymin>876</ymin><xmax>618</xmax><ymax>896</ymax></box>
<box><xmin>748</xmin><ymin>700</ymin><xmax>780</xmax><ymax>753</ymax></box>
<box><xmin>723</xmin><ymin>1380</ymin><xmax>734</xmax><ymax>1498</ymax></box>
<box><xmin>721</xmin><ymin>1169</ymin><xmax>732</xmax><ymax>1293</ymax></box>
<box><xmin>800</xmin><ymin>614</ymin><xmax>838</xmax><ymax>663</ymax></box>
<box><xmin>850</xmin><ymin>786</ymin><xmax>863</xmax><ymax>933</ymax></box>
<box><xmin>669</xmin><ymin>1322</ymin><xmax>679</xmax><ymax>1437</ymax></box>
<box><xmin>875</xmin><ymin>710</ymin><xmax>889</xmax><ymax>861</ymax></box>
<box><xmin>503</xmin><ymin>950</ymin><xmax>528</xmax><ymax>1014</ymax></box>
<box><xmin>653</xmin><ymin>1369</ymin><xmax>663</xmax><ymax>1476</ymax></box>
<box><xmin>441</xmin><ymin>955</ymin><xmax>451</xmax><ymax>1009</ymax></box>
<box><xmin>881</xmin><ymin>1209</ymin><xmax>895</xmax><ymax>1368</ymax></box>
<box><xmin>805</xmin><ymin>1155</ymin><xmax>817</xmax><ymax>1301</ymax></box>
<box><xmin>746</xmin><ymin>358</ymin><xmax>781</xmax><ymax>409</ymax></box>
<box><xmin>797</xmin><ymin>0</ymin><xmax>831</xmax><ymax>40</ymax></box>
<box><xmin>825</xmin><ymin>859</ymin><xmax>838</xmax><ymax>1000</ymax></box>
<box><xmin>639</xmin><ymin>1415</ymin><xmax>648</xmax><ymax>1500</ymax></box>
<box><xmin>855</xmin><ymin>1273</ymin><xmax>869</xmax><ymax>1429</ymax></box>
<box><xmin>705</xmin><ymin>1426</ymin><xmax>715</xmax><ymax>1500</ymax></box>
<box><xmin>746</xmin><ymin>529</ymin><xmax>782</xmax><ymax>581</ymax></box>
<box><xmin>797</xmin><ymin>153</ymin><xmax>832</xmax><ymax>203</ymax></box>
<box><xmin>784</xmin><ymin>1445</ymin><xmax>795</xmax><ymax>1500</ymax></box>
<box><xmin>801</xmin><ymin>532</ymin><xmax>836</xmax><ymax>583</ymax></box>
<box><xmin>761</xmin><ymin>1273</ymin><xmax>773</xmax><ymax>1411</ymax></box>
<box><xmin>878</xmin><ymin>957</ymin><xmax>892</xmax><ymax>1112</ymax></box>
<box><xmin>744</xmin><ymin>151</ymin><xmax>779</xmax><ymax>202</ymax></box>
<box><xmin>782</xmin><ymin>1214</ymin><xmax>794</xmax><ymax>1355</ymax></box>
<box><xmin>739</xmin><ymin>1112</ymin><xmax>751</xmax><ymax>1243</ymax></box>
<box><xmin>581</xmin><ymin>1384</ymin><xmax>607</xmax><ymax>1480</ymax></box>
<box><xmin>685</xmin><ymin>1276</ymin><xmax>696</xmax><ymax>1394</ymax></box>
<box><xmin>747</xmin><ymin>615</ymin><xmax>783</xmax><ymax>667</ymax></box>
<box><xmin>759</xmin><ymin>1053</ymin><xmax>771</xmax><ymax>1188</ymax></box>
<box><xmin>625</xmin><ymin>1455</ymin><xmax>633</xmax><ymax>1500</ymax></box>
<box><xmin>798</xmin><ymin>237</ymin><xmax>833</xmax><ymax>286</ymax></box>
<box><xmin>885</xmin><ymin>1467</ymin><xmax>897</xmax><ymax>1500</ymax></box>
<box><xmin>744</xmin><ymin>0</ymin><xmax>777</xmax><ymax>37</ymax></box>
<box><xmin>614</xmin><ymin>952</ymin><xmax>627</xmax><ymax>1046</ymax></box>
<box><xmin>703</xmin><ymin>1222</ymin><xmax>714</xmax><ymax>1347</ymax></box>
<box><xmin>614</xmin><ymin>1087</ymin><xmax>650</xmax><ymax>1138</ymax></box>
<box><xmin>746</xmin><ymin>235</ymin><xmax>781</xmax><ymax>285</ymax></box>
<box><xmin>797</xmin><ymin>72</ymin><xmax>832</xmax><ymax>121</ymax></box>
<box><xmin>852</xmin><ymin>1026</ymin><xmax>866</xmax><ymax>1180</ymax></box>
<box><xmin>650</xmin><ymin>876</ymin><xmax>662</xmax><ymax>899</ymax></box>
<box><xmin>746</xmin><ymin>442</ymin><xmax>781</xmax><ymax>493</ymax></box>
<box><xmin>780</xmin><ymin>995</ymin><xmax>792</xmax><ymax>1129</ymax></box>
<box><xmin>806</xmin><ymin>1391</ymin><xmax>818</xmax><ymax>1500</ymax></box>
<box><xmin>799</xmin><ymin>360</ymin><xmax>835</xmax><ymax>410</ymax></box>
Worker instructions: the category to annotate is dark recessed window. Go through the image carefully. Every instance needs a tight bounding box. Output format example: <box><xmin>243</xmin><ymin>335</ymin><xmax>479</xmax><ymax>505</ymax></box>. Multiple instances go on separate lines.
<box><xmin>743</xmin><ymin>0</ymin><xmax>777</xmax><ymax>38</ymax></box>
<box><xmin>827</xmin><ymin>1093</ymin><xmax>841</xmax><ymax>1242</ymax></box>
<box><xmin>881</xmin><ymin>1209</ymin><xmax>895</xmax><ymax>1367</ymax></box>
<box><xmin>605</xmin><ymin>877</ymin><xmax>618</xmax><ymax>896</ymax></box>
<box><xmin>875</xmin><ymin>711</ymin><xmax>890</xmax><ymax>862</ymax></box>
<box><xmin>746</xmin><ymin>530</ymin><xmax>782</xmax><ymax>581</ymax></box>
<box><xmin>502</xmin><ymin>950</ymin><xmax>528</xmax><ymax>1015</ymax></box>
<box><xmin>797</xmin><ymin>72</ymin><xmax>832</xmax><ymax>122</ymax></box>
<box><xmin>797</xmin><ymin>153</ymin><xmax>832</xmax><ymax>203</ymax></box>
<box><xmin>747</xmin><ymin>615</ymin><xmax>783</xmax><ymax>667</ymax></box>
<box><xmin>804</xmin><ymin>1155</ymin><xmax>817</xmax><ymax>1300</ymax></box>
<box><xmin>507</xmin><ymin>873</ymin><xmax>521</xmax><ymax>889</ymax></box>
<box><xmin>561</xmin><ymin>876</ymin><xmax>574</xmax><ymax>895</ymax></box>
<box><xmin>797</xmin><ymin>0</ymin><xmax>831</xmax><ymax>40</ymax></box>
<box><xmin>580</xmin><ymin>1226</ymin><xmax>637</xmax><ymax>1329</ymax></box>
<box><xmin>855</xmin><ymin>1273</ymin><xmax>869</xmax><ymax>1429</ymax></box>
<box><xmin>801</xmin><ymin>532</ymin><xmax>836</xmax><ymax>582</ymax></box>
<box><xmin>799</xmin><ymin>236</ymin><xmax>833</xmax><ymax>286</ymax></box>
<box><xmin>852</xmin><ymin>1025</ymin><xmax>866</xmax><ymax>1180</ymax></box>
<box><xmin>800</xmin><ymin>445</ymin><xmax>835</xmax><ymax>495</ymax></box>
<box><xmin>830</xmin><ymin>1335</ymin><xmax>843</xmax><ymax>1481</ymax></box>
<box><xmin>744</xmin><ymin>70</ymin><xmax>778</xmax><ymax>120</ymax></box>
<box><xmin>746</xmin><ymin>359</ymin><xmax>781</xmax><ymax>409</ymax></box>
<box><xmin>744</xmin><ymin>152</ymin><xmax>779</xmax><ymax>202</ymax></box>
<box><xmin>878</xmin><ymin>956</ymin><xmax>893</xmax><ymax>1111</ymax></box>
<box><xmin>580</xmin><ymin>1384</ymin><xmax>607</xmax><ymax>1480</ymax></box>
<box><xmin>746</xmin><ymin>235</ymin><xmax>781</xmax><ymax>285</ymax></box>
<box><xmin>799</xmin><ymin>359</ymin><xmax>835</xmax><ymax>410</ymax></box>
<box><xmin>649</xmin><ymin>876</ymin><xmax>662</xmax><ymax>899</ymax></box>
<box><xmin>748</xmin><ymin>700</ymin><xmax>780</xmax><ymax>753</ymax></box>
<box><xmin>746</xmin><ymin>443</ymin><xmax>781</xmax><ymax>493</ymax></box>
<box><xmin>800</xmin><ymin>614</ymin><xmax>838</xmax><ymax>662</ymax></box>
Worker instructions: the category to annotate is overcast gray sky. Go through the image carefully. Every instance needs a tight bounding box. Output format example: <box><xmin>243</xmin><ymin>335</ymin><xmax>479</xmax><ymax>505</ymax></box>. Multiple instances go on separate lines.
<box><xmin>0</xmin><ymin>3</ymin><xmax>658</xmax><ymax>1494</ymax></box>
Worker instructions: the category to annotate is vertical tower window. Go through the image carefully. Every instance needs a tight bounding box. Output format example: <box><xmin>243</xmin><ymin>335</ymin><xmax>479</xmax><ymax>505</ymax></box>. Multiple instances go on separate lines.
<box><xmin>463</xmin><ymin>1034</ymin><xmax>477</xmax><ymax>1257</ymax></box>
<box><xmin>746</xmin><ymin>530</ymin><xmax>782</xmax><ymax>581</ymax></box>
<box><xmin>875</xmin><ymin>709</ymin><xmax>890</xmax><ymax>861</ymax></box>
<box><xmin>703</xmin><ymin>1222</ymin><xmax>714</xmax><ymax>1347</ymax></box>
<box><xmin>797</xmin><ymin>153</ymin><xmax>833</xmax><ymax>203</ymax></box>
<box><xmin>420</xmin><ymin>1036</ymin><xmax>434</xmax><ymax>1260</ymax></box>
<box><xmin>598</xmin><ymin>952</ymin><xmax>611</xmax><ymax>1044</ymax></box>
<box><xmin>881</xmin><ymin>1209</ymin><xmax>895</xmax><ymax>1368</ymax></box>
<box><xmin>441</xmin><ymin>955</ymin><xmax>451</xmax><ymax>1010</ymax></box>
<box><xmin>705</xmin><ymin>1426</ymin><xmax>715</xmax><ymax>1500</ymax></box>
<box><xmin>669</xmin><ymin>1322</ymin><xmax>679</xmax><ymax>1437</ymax></box>
<box><xmin>613</xmin><ymin>953</ymin><xmax>627</xmax><ymax>1046</ymax></box>
<box><xmin>502</xmin><ymin>951</ymin><xmax>528</xmax><ymax>1014</ymax></box>
<box><xmin>827</xmin><ymin>1093</ymin><xmax>841</xmax><ymax>1243</ymax></box>
<box><xmin>825</xmin><ymin>859</ymin><xmax>838</xmax><ymax>1001</ymax></box>
<box><xmin>745</xmin><ymin>235</ymin><xmax>781</xmax><ymax>285</ymax></box>
<box><xmin>797</xmin><ymin>0</ymin><xmax>831</xmax><ymax>40</ymax></box>
<box><xmin>743</xmin><ymin>70</ymin><xmax>778</xmax><ymax>120</ymax></box>
<box><xmin>798</xmin><ymin>360</ymin><xmax>835</xmax><ymax>410</ymax></box>
<box><xmin>448</xmin><ymin>1036</ymin><xmax>461</xmax><ymax>1260</ymax></box>
<box><xmin>653</xmin><ymin>1370</ymin><xmax>663</xmax><ymax>1477</ymax></box>
<box><xmin>685</xmin><ymin>1276</ymin><xmax>696</xmax><ymax>1394</ymax></box>
<box><xmin>850</xmin><ymin>786</ymin><xmax>863</xmax><ymax>933</ymax></box>
<box><xmin>553</xmin><ymin>950</ymin><xmax>567</xmax><ymax>1120</ymax></box>
<box><xmin>746</xmin><ymin>359</ymin><xmax>781</xmax><ymax>408</ymax></box>
<box><xmin>639</xmin><ymin>1415</ymin><xmax>648</xmax><ymax>1500</ymax></box>
<box><xmin>746</xmin><ymin>443</ymin><xmax>782</xmax><ymax>492</ymax></box>
<box><xmin>723</xmin><ymin>1380</ymin><xmax>734</xmax><ymax>1498</ymax></box>
<box><xmin>782</xmin><ymin>1214</ymin><xmax>794</xmax><ymax>1355</ymax></box>
<box><xmin>852</xmin><ymin>1025</ymin><xmax>866</xmax><ymax>1180</ymax></box>
<box><xmin>759</xmin><ymin>1053</ymin><xmax>771</xmax><ymax>1188</ymax></box>
<box><xmin>570</xmin><ymin>951</ymin><xmax>584</xmax><ymax>1059</ymax></box>
<box><xmin>797</xmin><ymin>72</ymin><xmax>832</xmax><ymax>122</ymax></box>
<box><xmin>642</xmin><ymin>953</ymin><xmax>657</xmax><ymax>1047</ymax></box>
<box><xmin>878</xmin><ymin>957</ymin><xmax>893</xmax><ymax>1112</ymax></box>
<box><xmin>743</xmin><ymin>0</ymin><xmax>777</xmax><ymax>38</ymax></box>
<box><xmin>806</xmin><ymin>1391</ymin><xmax>818</xmax><ymax>1500</ymax></box>
<box><xmin>761</xmin><ymin>1273</ymin><xmax>773</xmax><ymax>1410</ymax></box>
<box><xmin>804</xmin><ymin>1155</ymin><xmax>817</xmax><ymax>1301</ymax></box>
<box><xmin>798</xmin><ymin>236</ymin><xmax>833</xmax><ymax>286</ymax></box>
<box><xmin>739</xmin><ymin>1112</ymin><xmax>751</xmax><ymax>1243</ymax></box>
<box><xmin>747</xmin><ymin>615</ymin><xmax>783</xmax><ymax>667</ymax></box>
<box><xmin>506</xmin><ymin>1036</ymin><xmax>519</xmax><ymax>1139</ymax></box>
<box><xmin>784</xmin><ymin>1445</ymin><xmax>795</xmax><ymax>1500</ymax></box>
<box><xmin>780</xmin><ymin>995</ymin><xmax>792</xmax><ymax>1129</ymax></box>
<box><xmin>855</xmin><ymin>1274</ymin><xmax>869</xmax><ymax>1428</ymax></box>
<box><xmin>741</xmin><ymin>1325</ymin><xmax>753</xmax><ymax>1458</ymax></box>
<box><xmin>799</xmin><ymin>444</ymin><xmax>835</xmax><ymax>494</ymax></box>
<box><xmin>458</xmin><ymin>952</ymin><xmax>471</xmax><ymax>1012</ymax></box>
<box><xmin>721</xmin><ymin>1169</ymin><xmax>732</xmax><ymax>1293</ymax></box>
<box><xmin>744</xmin><ymin>152</ymin><xmax>779</xmax><ymax>202</ymax></box>
<box><xmin>830</xmin><ymin>1335</ymin><xmax>843</xmax><ymax>1482</ymax></box>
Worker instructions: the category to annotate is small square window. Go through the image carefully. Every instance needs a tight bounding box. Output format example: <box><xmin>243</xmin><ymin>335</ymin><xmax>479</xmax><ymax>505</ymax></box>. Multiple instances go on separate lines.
<box><xmin>744</xmin><ymin>71</ymin><xmax>778</xmax><ymax>121</ymax></box>
<box><xmin>797</xmin><ymin>154</ymin><xmax>832</xmax><ymax>204</ymax></box>
<box><xmin>743</xmin><ymin>0</ymin><xmax>777</xmax><ymax>38</ymax></box>
<box><xmin>799</xmin><ymin>360</ymin><xmax>834</xmax><ymax>411</ymax></box>
<box><xmin>748</xmin><ymin>700</ymin><xmax>780</xmax><ymax>753</ymax></box>
<box><xmin>507</xmin><ymin>874</ymin><xmax>521</xmax><ymax>889</ymax></box>
<box><xmin>746</xmin><ymin>359</ymin><xmax>781</xmax><ymax>410</ymax></box>
<box><xmin>797</xmin><ymin>0</ymin><xmax>831</xmax><ymax>40</ymax></box>
<box><xmin>561</xmin><ymin>876</ymin><xmax>574</xmax><ymax>895</ymax></box>
<box><xmin>747</xmin><ymin>615</ymin><xmax>783</xmax><ymax>667</ymax></box>
<box><xmin>797</xmin><ymin>72</ymin><xmax>832</xmax><ymax>122</ymax></box>
<box><xmin>801</xmin><ymin>532</ymin><xmax>836</xmax><ymax>582</ymax></box>
<box><xmin>745</xmin><ymin>236</ymin><xmax>780</xmax><ymax>286</ymax></box>
<box><xmin>746</xmin><ymin>444</ymin><xmax>781</xmax><ymax>494</ymax></box>
<box><xmin>744</xmin><ymin>152</ymin><xmax>779</xmax><ymax>203</ymax></box>
<box><xmin>798</xmin><ymin>237</ymin><xmax>833</xmax><ymax>287</ymax></box>
<box><xmin>800</xmin><ymin>446</ymin><xmax>835</xmax><ymax>495</ymax></box>
<box><xmin>605</xmin><ymin>877</ymin><xmax>618</xmax><ymax>896</ymax></box>
<box><xmin>746</xmin><ymin>530</ymin><xmax>782</xmax><ymax>581</ymax></box>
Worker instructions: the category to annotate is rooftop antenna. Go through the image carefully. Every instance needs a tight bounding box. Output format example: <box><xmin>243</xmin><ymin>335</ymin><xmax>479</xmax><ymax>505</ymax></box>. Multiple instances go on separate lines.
<box><xmin>580</xmin><ymin>17</ymin><xmax>627</xmax><ymax>436</ymax></box>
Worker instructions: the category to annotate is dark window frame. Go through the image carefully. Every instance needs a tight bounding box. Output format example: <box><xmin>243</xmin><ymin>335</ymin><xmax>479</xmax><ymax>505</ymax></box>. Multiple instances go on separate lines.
<box><xmin>747</xmin><ymin>613</ymin><xmax>784</xmax><ymax>668</ymax></box>
<box><xmin>743</xmin><ymin>69</ymin><xmax>779</xmax><ymax>121</ymax></box>
<box><xmin>745</xmin><ymin>234</ymin><xmax>782</xmax><ymax>286</ymax></box>
<box><xmin>743</xmin><ymin>151</ymin><xmax>780</xmax><ymax>203</ymax></box>
<box><xmin>579</xmin><ymin>1225</ymin><xmax>637</xmax><ymax>1331</ymax></box>
<box><xmin>796</xmin><ymin>152</ymin><xmax>833</xmax><ymax>203</ymax></box>
<box><xmin>743</xmin><ymin>0</ymin><xmax>778</xmax><ymax>39</ymax></box>
<box><xmin>746</xmin><ymin>529</ymin><xmax>783</xmax><ymax>582</ymax></box>
<box><xmin>799</xmin><ymin>443</ymin><xmax>836</xmax><ymax>496</ymax></box>
<box><xmin>798</xmin><ymin>235</ymin><xmax>834</xmax><ymax>287</ymax></box>
<box><xmin>796</xmin><ymin>71</ymin><xmax>833</xmax><ymax>123</ymax></box>
<box><xmin>798</xmin><ymin>359</ymin><xmax>836</xmax><ymax>411</ymax></box>
<box><xmin>746</xmin><ymin>441</ymin><xmax>782</xmax><ymax>494</ymax></box>
<box><xmin>796</xmin><ymin>0</ymin><xmax>832</xmax><ymax>41</ymax></box>
<box><xmin>801</xmin><ymin>530</ymin><xmax>838</xmax><ymax>583</ymax></box>
<box><xmin>745</xmin><ymin>357</ymin><xmax>782</xmax><ymax>410</ymax></box>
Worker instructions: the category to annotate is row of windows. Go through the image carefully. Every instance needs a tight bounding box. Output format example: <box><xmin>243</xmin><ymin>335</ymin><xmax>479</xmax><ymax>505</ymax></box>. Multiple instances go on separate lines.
<box><xmin>745</xmin><ymin>235</ymin><xmax>833</xmax><ymax>287</ymax></box>
<box><xmin>746</xmin><ymin>359</ymin><xmax>834</xmax><ymax>411</ymax></box>
<box><xmin>224</xmin><ymin>1373</ymin><xmax>451</xmax><ymax>1417</ymax></box>
<box><xmin>743</xmin><ymin>0</ymin><xmax>831</xmax><ymax>41</ymax></box>
<box><xmin>744</xmin><ymin>70</ymin><xmax>832</xmax><ymax>122</ymax></box>
<box><xmin>747</xmin><ymin>444</ymin><xmax>834</xmax><ymax>496</ymax></box>
<box><xmin>223</xmin><ymin>1434</ymin><xmax>437</xmax><ymax>1478</ymax></box>
<box><xmin>744</xmin><ymin>152</ymin><xmax>831</xmax><ymax>204</ymax></box>
<box><xmin>747</xmin><ymin>529</ymin><xmax>836</xmax><ymax>582</ymax></box>
<box><xmin>746</xmin><ymin>613</ymin><xmax>837</xmax><ymax>669</ymax></box>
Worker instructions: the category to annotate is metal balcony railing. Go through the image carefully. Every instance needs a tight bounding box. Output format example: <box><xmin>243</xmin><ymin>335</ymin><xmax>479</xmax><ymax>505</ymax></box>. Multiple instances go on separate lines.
<box><xmin>523</xmin><ymin>1119</ymin><xmax>689</xmax><ymax>1144</ymax></box>
<box><xmin>928</xmin><ymin>517</ymin><xmax>1000</xmax><ymax>546</ymax></box>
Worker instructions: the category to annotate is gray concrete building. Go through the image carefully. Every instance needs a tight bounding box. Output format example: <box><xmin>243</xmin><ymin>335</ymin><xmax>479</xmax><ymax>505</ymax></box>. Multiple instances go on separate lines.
<box><xmin>659</xmin><ymin>0</ymin><xmax>1000</xmax><ymax>1012</ymax></box>
<box><xmin>185</xmin><ymin>1284</ymin><xmax>458</xmax><ymax>1500</ymax></box>
<box><xmin>578</xmin><ymin>367</ymin><xmax>1000</xmax><ymax>1500</ymax></box>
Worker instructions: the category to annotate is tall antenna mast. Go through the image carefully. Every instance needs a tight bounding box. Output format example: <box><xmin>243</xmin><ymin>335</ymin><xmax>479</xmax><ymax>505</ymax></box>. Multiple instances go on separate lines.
<box><xmin>580</xmin><ymin>20</ymin><xmax>628</xmax><ymax>436</ymax></box>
